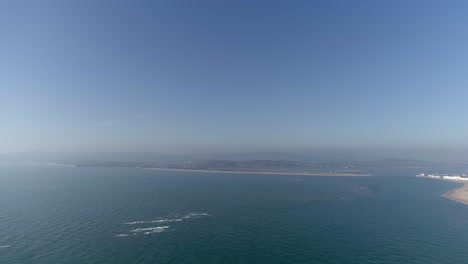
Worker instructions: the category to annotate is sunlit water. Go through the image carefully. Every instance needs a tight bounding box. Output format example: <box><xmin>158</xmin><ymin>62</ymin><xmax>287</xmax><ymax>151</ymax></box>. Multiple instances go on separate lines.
<box><xmin>1</xmin><ymin>165</ymin><xmax>467</xmax><ymax>263</ymax></box>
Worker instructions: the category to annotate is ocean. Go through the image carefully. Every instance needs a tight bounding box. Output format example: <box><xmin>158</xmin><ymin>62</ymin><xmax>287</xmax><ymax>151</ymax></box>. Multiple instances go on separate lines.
<box><xmin>1</xmin><ymin>164</ymin><xmax>468</xmax><ymax>264</ymax></box>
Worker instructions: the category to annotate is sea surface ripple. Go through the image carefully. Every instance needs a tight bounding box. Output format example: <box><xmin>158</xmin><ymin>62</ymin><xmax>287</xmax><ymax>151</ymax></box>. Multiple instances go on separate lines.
<box><xmin>0</xmin><ymin>165</ymin><xmax>467</xmax><ymax>263</ymax></box>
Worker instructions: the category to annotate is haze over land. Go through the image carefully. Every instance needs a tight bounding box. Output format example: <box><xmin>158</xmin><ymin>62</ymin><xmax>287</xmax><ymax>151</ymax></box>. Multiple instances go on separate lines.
<box><xmin>1</xmin><ymin>151</ymin><xmax>466</xmax><ymax>175</ymax></box>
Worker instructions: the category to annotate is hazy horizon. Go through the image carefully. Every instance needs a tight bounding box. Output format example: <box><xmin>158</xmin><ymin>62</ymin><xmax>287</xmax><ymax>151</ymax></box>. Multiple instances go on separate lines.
<box><xmin>3</xmin><ymin>146</ymin><xmax>468</xmax><ymax>163</ymax></box>
<box><xmin>2</xmin><ymin>1</ymin><xmax>468</xmax><ymax>161</ymax></box>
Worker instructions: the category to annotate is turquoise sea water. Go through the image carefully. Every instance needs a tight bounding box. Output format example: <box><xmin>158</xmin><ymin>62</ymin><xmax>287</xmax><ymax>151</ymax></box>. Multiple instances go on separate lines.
<box><xmin>1</xmin><ymin>165</ymin><xmax>468</xmax><ymax>264</ymax></box>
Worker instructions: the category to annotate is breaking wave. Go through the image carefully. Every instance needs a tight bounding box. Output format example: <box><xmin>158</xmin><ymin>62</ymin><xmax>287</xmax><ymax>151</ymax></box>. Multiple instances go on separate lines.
<box><xmin>124</xmin><ymin>212</ymin><xmax>209</xmax><ymax>225</ymax></box>
<box><xmin>124</xmin><ymin>218</ymin><xmax>181</xmax><ymax>225</ymax></box>
<box><xmin>130</xmin><ymin>226</ymin><xmax>170</xmax><ymax>235</ymax></box>
<box><xmin>117</xmin><ymin>212</ymin><xmax>209</xmax><ymax>237</ymax></box>
<box><xmin>182</xmin><ymin>212</ymin><xmax>209</xmax><ymax>218</ymax></box>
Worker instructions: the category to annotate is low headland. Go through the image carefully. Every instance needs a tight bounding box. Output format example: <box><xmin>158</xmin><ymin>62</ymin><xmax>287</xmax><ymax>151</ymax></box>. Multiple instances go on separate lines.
<box><xmin>417</xmin><ymin>173</ymin><xmax>468</xmax><ymax>205</ymax></box>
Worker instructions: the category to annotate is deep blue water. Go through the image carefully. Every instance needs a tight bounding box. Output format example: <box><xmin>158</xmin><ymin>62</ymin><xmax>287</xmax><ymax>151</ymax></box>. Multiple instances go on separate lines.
<box><xmin>1</xmin><ymin>165</ymin><xmax>468</xmax><ymax>263</ymax></box>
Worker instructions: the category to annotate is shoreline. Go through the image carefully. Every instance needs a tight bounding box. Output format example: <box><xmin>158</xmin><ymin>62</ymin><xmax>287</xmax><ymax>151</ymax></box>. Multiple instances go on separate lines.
<box><xmin>442</xmin><ymin>183</ymin><xmax>468</xmax><ymax>205</ymax></box>
<box><xmin>142</xmin><ymin>167</ymin><xmax>371</xmax><ymax>177</ymax></box>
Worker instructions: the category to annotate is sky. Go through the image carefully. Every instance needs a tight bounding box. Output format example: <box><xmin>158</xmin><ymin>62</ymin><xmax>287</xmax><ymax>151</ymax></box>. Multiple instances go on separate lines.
<box><xmin>1</xmin><ymin>0</ymin><xmax>468</xmax><ymax>158</ymax></box>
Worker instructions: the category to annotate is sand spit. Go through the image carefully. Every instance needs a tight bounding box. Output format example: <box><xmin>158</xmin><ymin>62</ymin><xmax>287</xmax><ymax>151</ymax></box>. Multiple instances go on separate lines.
<box><xmin>443</xmin><ymin>183</ymin><xmax>468</xmax><ymax>205</ymax></box>
<box><xmin>143</xmin><ymin>167</ymin><xmax>371</xmax><ymax>176</ymax></box>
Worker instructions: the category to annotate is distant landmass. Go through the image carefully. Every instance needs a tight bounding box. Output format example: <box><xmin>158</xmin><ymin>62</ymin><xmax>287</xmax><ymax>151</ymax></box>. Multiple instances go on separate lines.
<box><xmin>1</xmin><ymin>152</ymin><xmax>465</xmax><ymax>175</ymax></box>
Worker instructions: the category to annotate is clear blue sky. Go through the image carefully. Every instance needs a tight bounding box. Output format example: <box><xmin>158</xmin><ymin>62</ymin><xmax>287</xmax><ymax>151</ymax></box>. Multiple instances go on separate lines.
<box><xmin>1</xmin><ymin>0</ymin><xmax>468</xmax><ymax>154</ymax></box>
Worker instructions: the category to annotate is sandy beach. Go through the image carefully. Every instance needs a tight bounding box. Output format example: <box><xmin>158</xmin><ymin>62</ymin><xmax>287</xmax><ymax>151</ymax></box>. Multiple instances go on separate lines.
<box><xmin>442</xmin><ymin>183</ymin><xmax>468</xmax><ymax>205</ymax></box>
<box><xmin>143</xmin><ymin>167</ymin><xmax>371</xmax><ymax>177</ymax></box>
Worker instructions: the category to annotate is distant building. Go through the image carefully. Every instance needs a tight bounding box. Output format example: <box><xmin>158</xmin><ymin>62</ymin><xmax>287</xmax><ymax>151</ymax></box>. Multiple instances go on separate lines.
<box><xmin>417</xmin><ymin>173</ymin><xmax>468</xmax><ymax>182</ymax></box>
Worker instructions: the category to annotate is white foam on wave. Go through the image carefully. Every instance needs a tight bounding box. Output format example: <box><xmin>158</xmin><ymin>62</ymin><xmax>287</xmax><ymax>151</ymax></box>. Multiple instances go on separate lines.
<box><xmin>125</xmin><ymin>218</ymin><xmax>175</xmax><ymax>225</ymax></box>
<box><xmin>124</xmin><ymin>221</ymin><xmax>146</xmax><ymax>225</ymax></box>
<box><xmin>143</xmin><ymin>229</ymin><xmax>167</xmax><ymax>235</ymax></box>
<box><xmin>181</xmin><ymin>212</ymin><xmax>209</xmax><ymax>219</ymax></box>
<box><xmin>116</xmin><ymin>226</ymin><xmax>170</xmax><ymax>237</ymax></box>
<box><xmin>124</xmin><ymin>212</ymin><xmax>208</xmax><ymax>226</ymax></box>
<box><xmin>130</xmin><ymin>226</ymin><xmax>170</xmax><ymax>233</ymax></box>
<box><xmin>0</xmin><ymin>245</ymin><xmax>10</xmax><ymax>248</ymax></box>
<box><xmin>118</xmin><ymin>212</ymin><xmax>209</xmax><ymax>237</ymax></box>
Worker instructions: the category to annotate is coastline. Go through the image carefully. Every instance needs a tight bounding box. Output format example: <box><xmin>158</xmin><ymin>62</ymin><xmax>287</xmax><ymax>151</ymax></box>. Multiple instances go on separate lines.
<box><xmin>142</xmin><ymin>167</ymin><xmax>371</xmax><ymax>177</ymax></box>
<box><xmin>442</xmin><ymin>183</ymin><xmax>468</xmax><ymax>205</ymax></box>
